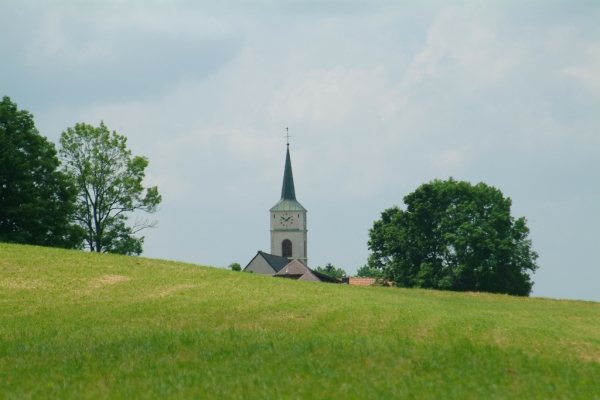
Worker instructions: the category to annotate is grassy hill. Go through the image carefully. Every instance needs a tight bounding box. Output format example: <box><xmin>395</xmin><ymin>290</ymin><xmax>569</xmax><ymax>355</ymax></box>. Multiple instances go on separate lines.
<box><xmin>1</xmin><ymin>243</ymin><xmax>599</xmax><ymax>399</ymax></box>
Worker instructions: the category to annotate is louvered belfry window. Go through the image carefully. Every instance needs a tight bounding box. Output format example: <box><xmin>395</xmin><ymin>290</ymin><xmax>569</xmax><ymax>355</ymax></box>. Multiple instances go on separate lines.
<box><xmin>282</xmin><ymin>239</ymin><xmax>292</xmax><ymax>257</ymax></box>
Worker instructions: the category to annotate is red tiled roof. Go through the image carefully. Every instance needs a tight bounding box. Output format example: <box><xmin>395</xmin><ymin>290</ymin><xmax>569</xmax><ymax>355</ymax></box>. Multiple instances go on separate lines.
<box><xmin>348</xmin><ymin>278</ymin><xmax>376</xmax><ymax>286</ymax></box>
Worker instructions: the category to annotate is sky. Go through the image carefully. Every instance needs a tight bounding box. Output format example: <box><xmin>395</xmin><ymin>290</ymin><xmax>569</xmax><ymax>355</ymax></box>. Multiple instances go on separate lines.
<box><xmin>1</xmin><ymin>0</ymin><xmax>599</xmax><ymax>301</ymax></box>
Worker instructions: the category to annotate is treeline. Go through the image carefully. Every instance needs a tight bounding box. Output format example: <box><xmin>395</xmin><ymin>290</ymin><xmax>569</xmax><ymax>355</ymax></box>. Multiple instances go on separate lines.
<box><xmin>0</xmin><ymin>96</ymin><xmax>161</xmax><ymax>255</ymax></box>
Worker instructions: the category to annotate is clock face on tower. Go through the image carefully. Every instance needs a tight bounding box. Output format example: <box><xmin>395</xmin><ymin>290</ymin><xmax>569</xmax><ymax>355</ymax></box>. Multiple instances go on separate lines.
<box><xmin>279</xmin><ymin>212</ymin><xmax>294</xmax><ymax>228</ymax></box>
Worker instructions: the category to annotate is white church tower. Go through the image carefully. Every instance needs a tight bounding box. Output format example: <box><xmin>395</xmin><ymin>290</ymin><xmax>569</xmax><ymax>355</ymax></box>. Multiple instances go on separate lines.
<box><xmin>270</xmin><ymin>143</ymin><xmax>308</xmax><ymax>265</ymax></box>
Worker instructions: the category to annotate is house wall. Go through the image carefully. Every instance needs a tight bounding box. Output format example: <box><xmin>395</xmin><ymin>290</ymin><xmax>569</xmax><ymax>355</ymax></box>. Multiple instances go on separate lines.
<box><xmin>244</xmin><ymin>256</ymin><xmax>276</xmax><ymax>275</ymax></box>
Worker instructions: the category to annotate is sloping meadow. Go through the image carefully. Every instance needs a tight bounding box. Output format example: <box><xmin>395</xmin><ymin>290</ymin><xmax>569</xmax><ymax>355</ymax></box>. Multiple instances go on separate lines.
<box><xmin>1</xmin><ymin>243</ymin><xmax>599</xmax><ymax>398</ymax></box>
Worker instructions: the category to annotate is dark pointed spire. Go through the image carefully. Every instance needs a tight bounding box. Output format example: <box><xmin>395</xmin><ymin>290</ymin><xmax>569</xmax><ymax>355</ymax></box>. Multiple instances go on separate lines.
<box><xmin>280</xmin><ymin>144</ymin><xmax>296</xmax><ymax>200</ymax></box>
<box><xmin>270</xmin><ymin>143</ymin><xmax>306</xmax><ymax>212</ymax></box>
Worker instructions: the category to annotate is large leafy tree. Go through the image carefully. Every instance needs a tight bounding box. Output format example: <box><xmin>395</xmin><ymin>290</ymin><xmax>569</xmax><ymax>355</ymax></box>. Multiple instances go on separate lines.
<box><xmin>0</xmin><ymin>96</ymin><xmax>83</xmax><ymax>248</ymax></box>
<box><xmin>367</xmin><ymin>178</ymin><xmax>538</xmax><ymax>296</ymax></box>
<box><xmin>59</xmin><ymin>122</ymin><xmax>161</xmax><ymax>255</ymax></box>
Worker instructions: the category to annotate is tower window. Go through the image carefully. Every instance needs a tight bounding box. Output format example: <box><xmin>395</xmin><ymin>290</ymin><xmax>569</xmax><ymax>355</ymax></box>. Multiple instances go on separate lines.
<box><xmin>282</xmin><ymin>239</ymin><xmax>292</xmax><ymax>257</ymax></box>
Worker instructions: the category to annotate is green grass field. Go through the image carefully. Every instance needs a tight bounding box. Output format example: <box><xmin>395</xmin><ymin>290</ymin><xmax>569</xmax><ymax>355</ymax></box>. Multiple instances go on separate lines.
<box><xmin>1</xmin><ymin>243</ymin><xmax>599</xmax><ymax>399</ymax></box>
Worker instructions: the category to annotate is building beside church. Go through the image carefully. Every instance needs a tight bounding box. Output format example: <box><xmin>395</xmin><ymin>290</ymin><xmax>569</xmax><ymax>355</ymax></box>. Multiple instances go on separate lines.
<box><xmin>244</xmin><ymin>252</ymin><xmax>339</xmax><ymax>283</ymax></box>
<box><xmin>244</xmin><ymin>143</ymin><xmax>339</xmax><ymax>283</ymax></box>
<box><xmin>244</xmin><ymin>250</ymin><xmax>291</xmax><ymax>275</ymax></box>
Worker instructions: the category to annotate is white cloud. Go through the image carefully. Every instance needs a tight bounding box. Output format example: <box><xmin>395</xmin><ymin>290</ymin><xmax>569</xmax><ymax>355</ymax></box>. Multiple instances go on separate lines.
<box><xmin>402</xmin><ymin>5</ymin><xmax>526</xmax><ymax>94</ymax></box>
<box><xmin>561</xmin><ymin>41</ymin><xmax>600</xmax><ymax>92</ymax></box>
<box><xmin>268</xmin><ymin>66</ymin><xmax>388</xmax><ymax>123</ymax></box>
<box><xmin>433</xmin><ymin>148</ymin><xmax>468</xmax><ymax>169</ymax></box>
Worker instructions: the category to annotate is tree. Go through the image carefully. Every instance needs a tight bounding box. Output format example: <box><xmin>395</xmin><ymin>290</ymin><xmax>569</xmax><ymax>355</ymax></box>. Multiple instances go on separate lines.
<box><xmin>228</xmin><ymin>262</ymin><xmax>241</xmax><ymax>271</ymax></box>
<box><xmin>0</xmin><ymin>96</ymin><xmax>84</xmax><ymax>248</ymax></box>
<box><xmin>367</xmin><ymin>178</ymin><xmax>538</xmax><ymax>296</ymax></box>
<box><xmin>315</xmin><ymin>263</ymin><xmax>347</xmax><ymax>279</ymax></box>
<box><xmin>355</xmin><ymin>264</ymin><xmax>382</xmax><ymax>278</ymax></box>
<box><xmin>59</xmin><ymin>122</ymin><xmax>161</xmax><ymax>255</ymax></box>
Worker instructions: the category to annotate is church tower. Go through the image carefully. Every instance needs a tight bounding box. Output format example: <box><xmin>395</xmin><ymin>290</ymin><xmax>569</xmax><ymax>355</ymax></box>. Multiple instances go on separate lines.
<box><xmin>270</xmin><ymin>144</ymin><xmax>308</xmax><ymax>265</ymax></box>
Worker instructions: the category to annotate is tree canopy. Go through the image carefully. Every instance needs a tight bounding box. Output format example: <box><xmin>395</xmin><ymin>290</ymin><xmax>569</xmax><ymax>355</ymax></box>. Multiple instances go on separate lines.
<box><xmin>315</xmin><ymin>263</ymin><xmax>347</xmax><ymax>279</ymax></box>
<box><xmin>59</xmin><ymin>122</ymin><xmax>161</xmax><ymax>255</ymax></box>
<box><xmin>367</xmin><ymin>178</ymin><xmax>538</xmax><ymax>296</ymax></box>
<box><xmin>0</xmin><ymin>96</ymin><xmax>83</xmax><ymax>248</ymax></box>
<box><xmin>355</xmin><ymin>265</ymin><xmax>383</xmax><ymax>278</ymax></box>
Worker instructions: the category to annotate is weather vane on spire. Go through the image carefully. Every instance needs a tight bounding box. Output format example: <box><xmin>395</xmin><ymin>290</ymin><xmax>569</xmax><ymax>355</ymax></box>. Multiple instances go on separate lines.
<box><xmin>285</xmin><ymin>127</ymin><xmax>291</xmax><ymax>146</ymax></box>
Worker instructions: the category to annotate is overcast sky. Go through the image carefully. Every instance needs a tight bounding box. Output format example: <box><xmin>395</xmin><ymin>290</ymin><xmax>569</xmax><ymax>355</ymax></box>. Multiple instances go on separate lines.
<box><xmin>1</xmin><ymin>1</ymin><xmax>599</xmax><ymax>301</ymax></box>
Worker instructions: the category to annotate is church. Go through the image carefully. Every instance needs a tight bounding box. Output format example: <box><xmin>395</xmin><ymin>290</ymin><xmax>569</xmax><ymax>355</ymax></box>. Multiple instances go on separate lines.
<box><xmin>243</xmin><ymin>142</ymin><xmax>340</xmax><ymax>283</ymax></box>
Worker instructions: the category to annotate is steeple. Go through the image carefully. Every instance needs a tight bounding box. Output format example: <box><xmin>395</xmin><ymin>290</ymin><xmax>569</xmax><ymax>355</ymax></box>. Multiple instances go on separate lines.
<box><xmin>269</xmin><ymin>137</ymin><xmax>308</xmax><ymax>265</ymax></box>
<box><xmin>280</xmin><ymin>145</ymin><xmax>296</xmax><ymax>200</ymax></box>
<box><xmin>270</xmin><ymin>144</ymin><xmax>306</xmax><ymax>212</ymax></box>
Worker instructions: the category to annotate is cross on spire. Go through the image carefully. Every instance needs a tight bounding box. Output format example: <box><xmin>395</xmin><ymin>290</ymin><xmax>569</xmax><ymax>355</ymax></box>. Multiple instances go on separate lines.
<box><xmin>284</xmin><ymin>127</ymin><xmax>291</xmax><ymax>146</ymax></box>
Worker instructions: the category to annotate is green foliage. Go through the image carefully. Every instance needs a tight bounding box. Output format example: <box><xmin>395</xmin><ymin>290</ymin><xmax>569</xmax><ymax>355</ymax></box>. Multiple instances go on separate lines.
<box><xmin>356</xmin><ymin>264</ymin><xmax>383</xmax><ymax>278</ymax></box>
<box><xmin>315</xmin><ymin>262</ymin><xmax>346</xmax><ymax>278</ymax></box>
<box><xmin>228</xmin><ymin>262</ymin><xmax>241</xmax><ymax>271</ymax></box>
<box><xmin>367</xmin><ymin>178</ymin><xmax>538</xmax><ymax>296</ymax></box>
<box><xmin>59</xmin><ymin>122</ymin><xmax>161</xmax><ymax>255</ymax></box>
<box><xmin>0</xmin><ymin>96</ymin><xmax>84</xmax><ymax>248</ymax></box>
<box><xmin>0</xmin><ymin>243</ymin><xmax>598</xmax><ymax>398</ymax></box>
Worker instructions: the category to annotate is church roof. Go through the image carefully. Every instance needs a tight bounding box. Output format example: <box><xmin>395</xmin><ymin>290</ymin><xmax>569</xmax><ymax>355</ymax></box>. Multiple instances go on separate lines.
<box><xmin>270</xmin><ymin>145</ymin><xmax>306</xmax><ymax>212</ymax></box>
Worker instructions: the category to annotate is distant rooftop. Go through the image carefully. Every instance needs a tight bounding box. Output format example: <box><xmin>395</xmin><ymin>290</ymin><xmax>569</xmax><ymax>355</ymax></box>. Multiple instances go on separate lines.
<box><xmin>258</xmin><ymin>251</ymin><xmax>291</xmax><ymax>273</ymax></box>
